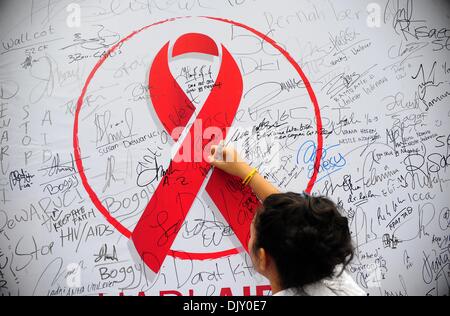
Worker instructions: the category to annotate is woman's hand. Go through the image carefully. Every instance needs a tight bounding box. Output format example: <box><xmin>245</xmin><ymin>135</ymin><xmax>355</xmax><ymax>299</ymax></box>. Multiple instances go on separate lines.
<box><xmin>207</xmin><ymin>141</ymin><xmax>280</xmax><ymax>201</ymax></box>
<box><xmin>207</xmin><ymin>142</ymin><xmax>253</xmax><ymax>180</ymax></box>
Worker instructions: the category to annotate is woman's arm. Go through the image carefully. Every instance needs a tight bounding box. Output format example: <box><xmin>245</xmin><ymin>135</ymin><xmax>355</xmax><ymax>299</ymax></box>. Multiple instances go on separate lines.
<box><xmin>208</xmin><ymin>144</ymin><xmax>280</xmax><ymax>201</ymax></box>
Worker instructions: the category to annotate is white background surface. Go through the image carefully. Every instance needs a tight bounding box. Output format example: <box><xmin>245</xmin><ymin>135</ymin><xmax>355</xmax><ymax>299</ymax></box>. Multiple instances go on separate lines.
<box><xmin>0</xmin><ymin>0</ymin><xmax>449</xmax><ymax>296</ymax></box>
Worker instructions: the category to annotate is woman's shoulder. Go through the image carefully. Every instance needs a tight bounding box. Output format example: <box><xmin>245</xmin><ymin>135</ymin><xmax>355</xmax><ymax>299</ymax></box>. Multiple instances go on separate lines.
<box><xmin>319</xmin><ymin>267</ymin><xmax>367</xmax><ymax>296</ymax></box>
<box><xmin>274</xmin><ymin>266</ymin><xmax>367</xmax><ymax>296</ymax></box>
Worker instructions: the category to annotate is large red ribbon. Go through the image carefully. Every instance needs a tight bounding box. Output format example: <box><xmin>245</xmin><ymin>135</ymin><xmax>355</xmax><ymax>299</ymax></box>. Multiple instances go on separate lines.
<box><xmin>132</xmin><ymin>33</ymin><xmax>260</xmax><ymax>273</ymax></box>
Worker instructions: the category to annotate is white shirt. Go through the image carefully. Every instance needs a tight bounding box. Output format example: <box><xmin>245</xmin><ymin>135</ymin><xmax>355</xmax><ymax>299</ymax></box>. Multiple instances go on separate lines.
<box><xmin>273</xmin><ymin>268</ymin><xmax>366</xmax><ymax>296</ymax></box>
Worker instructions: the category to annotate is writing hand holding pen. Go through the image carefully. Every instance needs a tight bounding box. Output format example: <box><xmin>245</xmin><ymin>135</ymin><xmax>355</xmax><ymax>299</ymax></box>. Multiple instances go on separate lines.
<box><xmin>207</xmin><ymin>142</ymin><xmax>280</xmax><ymax>201</ymax></box>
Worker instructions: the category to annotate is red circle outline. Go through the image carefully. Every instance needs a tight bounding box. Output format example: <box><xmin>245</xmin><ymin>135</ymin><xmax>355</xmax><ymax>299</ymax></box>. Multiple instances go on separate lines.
<box><xmin>73</xmin><ymin>16</ymin><xmax>323</xmax><ymax>260</ymax></box>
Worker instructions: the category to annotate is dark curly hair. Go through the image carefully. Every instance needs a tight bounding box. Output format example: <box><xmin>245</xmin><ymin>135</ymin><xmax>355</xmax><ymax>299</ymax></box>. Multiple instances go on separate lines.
<box><xmin>252</xmin><ymin>192</ymin><xmax>354</xmax><ymax>289</ymax></box>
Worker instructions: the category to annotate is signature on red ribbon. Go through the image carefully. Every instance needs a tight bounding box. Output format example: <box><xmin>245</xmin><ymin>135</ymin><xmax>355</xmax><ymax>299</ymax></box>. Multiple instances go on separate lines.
<box><xmin>132</xmin><ymin>33</ymin><xmax>259</xmax><ymax>273</ymax></box>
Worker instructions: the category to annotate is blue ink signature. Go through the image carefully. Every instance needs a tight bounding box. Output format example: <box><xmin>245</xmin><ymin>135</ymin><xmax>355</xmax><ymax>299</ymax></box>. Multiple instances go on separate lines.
<box><xmin>296</xmin><ymin>140</ymin><xmax>347</xmax><ymax>182</ymax></box>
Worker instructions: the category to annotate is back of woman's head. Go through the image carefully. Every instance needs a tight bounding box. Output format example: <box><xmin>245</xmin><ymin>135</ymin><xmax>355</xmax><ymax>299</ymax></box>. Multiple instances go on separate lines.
<box><xmin>252</xmin><ymin>192</ymin><xmax>354</xmax><ymax>289</ymax></box>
